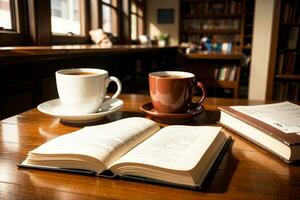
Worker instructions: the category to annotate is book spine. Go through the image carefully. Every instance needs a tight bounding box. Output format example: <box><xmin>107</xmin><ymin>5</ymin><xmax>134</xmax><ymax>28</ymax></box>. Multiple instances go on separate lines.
<box><xmin>228</xmin><ymin>65</ymin><xmax>237</xmax><ymax>81</ymax></box>
<box><xmin>287</xmin><ymin>27</ymin><xmax>299</xmax><ymax>49</ymax></box>
<box><xmin>277</xmin><ymin>53</ymin><xmax>285</xmax><ymax>75</ymax></box>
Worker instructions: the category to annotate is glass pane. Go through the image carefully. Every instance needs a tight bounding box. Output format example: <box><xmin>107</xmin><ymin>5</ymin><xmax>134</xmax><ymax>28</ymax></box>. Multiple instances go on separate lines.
<box><xmin>131</xmin><ymin>14</ymin><xmax>137</xmax><ymax>40</ymax></box>
<box><xmin>138</xmin><ymin>6</ymin><xmax>143</xmax><ymax>16</ymax></box>
<box><xmin>131</xmin><ymin>1</ymin><xmax>137</xmax><ymax>14</ymax></box>
<box><xmin>138</xmin><ymin>16</ymin><xmax>143</xmax><ymax>36</ymax></box>
<box><xmin>102</xmin><ymin>4</ymin><xmax>112</xmax><ymax>33</ymax></box>
<box><xmin>0</xmin><ymin>0</ymin><xmax>12</xmax><ymax>29</ymax></box>
<box><xmin>51</xmin><ymin>0</ymin><xmax>82</xmax><ymax>35</ymax></box>
<box><xmin>102</xmin><ymin>0</ymin><xmax>111</xmax><ymax>4</ymax></box>
<box><xmin>102</xmin><ymin>0</ymin><xmax>117</xmax><ymax>7</ymax></box>
<box><xmin>102</xmin><ymin>5</ymin><xmax>118</xmax><ymax>36</ymax></box>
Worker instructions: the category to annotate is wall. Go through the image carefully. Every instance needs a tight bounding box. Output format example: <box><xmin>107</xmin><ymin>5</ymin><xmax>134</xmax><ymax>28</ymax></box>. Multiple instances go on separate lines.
<box><xmin>248</xmin><ymin>0</ymin><xmax>276</xmax><ymax>100</ymax></box>
<box><xmin>146</xmin><ymin>0</ymin><xmax>179</xmax><ymax>45</ymax></box>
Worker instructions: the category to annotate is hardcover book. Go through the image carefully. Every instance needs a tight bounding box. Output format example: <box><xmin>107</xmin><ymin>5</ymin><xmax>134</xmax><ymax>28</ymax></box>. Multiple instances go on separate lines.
<box><xmin>18</xmin><ymin>117</ymin><xmax>230</xmax><ymax>190</ymax></box>
<box><xmin>218</xmin><ymin>102</ymin><xmax>300</xmax><ymax>163</ymax></box>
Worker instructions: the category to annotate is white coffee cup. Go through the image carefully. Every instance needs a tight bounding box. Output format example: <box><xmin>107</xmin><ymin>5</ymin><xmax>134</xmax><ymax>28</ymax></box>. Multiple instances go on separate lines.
<box><xmin>55</xmin><ymin>68</ymin><xmax>122</xmax><ymax>114</ymax></box>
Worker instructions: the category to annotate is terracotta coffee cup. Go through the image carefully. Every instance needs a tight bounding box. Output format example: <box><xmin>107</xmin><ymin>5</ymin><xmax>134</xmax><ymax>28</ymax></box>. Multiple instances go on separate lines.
<box><xmin>149</xmin><ymin>71</ymin><xmax>206</xmax><ymax>113</ymax></box>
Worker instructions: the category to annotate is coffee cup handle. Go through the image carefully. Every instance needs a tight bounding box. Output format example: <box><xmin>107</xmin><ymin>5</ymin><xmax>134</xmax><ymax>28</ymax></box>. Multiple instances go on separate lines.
<box><xmin>190</xmin><ymin>81</ymin><xmax>206</xmax><ymax>108</ymax></box>
<box><xmin>105</xmin><ymin>76</ymin><xmax>122</xmax><ymax>99</ymax></box>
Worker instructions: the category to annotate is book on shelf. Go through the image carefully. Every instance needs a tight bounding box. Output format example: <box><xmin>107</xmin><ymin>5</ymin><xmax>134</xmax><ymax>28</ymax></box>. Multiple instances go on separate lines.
<box><xmin>277</xmin><ymin>53</ymin><xmax>285</xmax><ymax>75</ymax></box>
<box><xmin>216</xmin><ymin>65</ymin><xmax>237</xmax><ymax>81</ymax></box>
<box><xmin>281</xmin><ymin>0</ymin><xmax>300</xmax><ymax>23</ymax></box>
<box><xmin>218</xmin><ymin>102</ymin><xmax>300</xmax><ymax>163</ymax></box>
<box><xmin>287</xmin><ymin>82</ymin><xmax>300</xmax><ymax>101</ymax></box>
<box><xmin>277</xmin><ymin>52</ymin><xmax>298</xmax><ymax>75</ymax></box>
<box><xmin>287</xmin><ymin>27</ymin><xmax>299</xmax><ymax>49</ymax></box>
<box><xmin>18</xmin><ymin>117</ymin><xmax>231</xmax><ymax>190</ymax></box>
<box><xmin>228</xmin><ymin>65</ymin><xmax>238</xmax><ymax>81</ymax></box>
<box><xmin>279</xmin><ymin>82</ymin><xmax>289</xmax><ymax>101</ymax></box>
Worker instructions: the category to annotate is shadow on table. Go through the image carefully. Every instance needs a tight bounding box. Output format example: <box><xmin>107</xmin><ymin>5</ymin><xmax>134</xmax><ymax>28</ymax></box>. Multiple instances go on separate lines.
<box><xmin>203</xmin><ymin>140</ymin><xmax>238</xmax><ymax>193</ymax></box>
<box><xmin>60</xmin><ymin>111</ymin><xmax>146</xmax><ymax>127</ymax></box>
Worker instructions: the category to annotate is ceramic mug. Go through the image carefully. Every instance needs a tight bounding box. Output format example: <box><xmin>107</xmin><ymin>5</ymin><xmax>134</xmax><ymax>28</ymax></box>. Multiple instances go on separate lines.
<box><xmin>56</xmin><ymin>68</ymin><xmax>122</xmax><ymax>114</ymax></box>
<box><xmin>149</xmin><ymin>71</ymin><xmax>206</xmax><ymax>113</ymax></box>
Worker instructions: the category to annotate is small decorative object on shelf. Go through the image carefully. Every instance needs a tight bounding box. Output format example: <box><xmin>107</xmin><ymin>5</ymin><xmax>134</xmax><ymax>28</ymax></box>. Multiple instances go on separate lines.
<box><xmin>157</xmin><ymin>33</ymin><xmax>169</xmax><ymax>46</ymax></box>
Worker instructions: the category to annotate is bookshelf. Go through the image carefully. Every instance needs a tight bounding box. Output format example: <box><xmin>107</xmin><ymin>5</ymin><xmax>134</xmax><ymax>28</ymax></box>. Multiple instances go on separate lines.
<box><xmin>179</xmin><ymin>0</ymin><xmax>255</xmax><ymax>98</ymax></box>
<box><xmin>180</xmin><ymin>0</ymin><xmax>244</xmax><ymax>50</ymax></box>
<box><xmin>267</xmin><ymin>0</ymin><xmax>300</xmax><ymax>101</ymax></box>
<box><xmin>240</xmin><ymin>0</ymin><xmax>255</xmax><ymax>98</ymax></box>
<box><xmin>183</xmin><ymin>51</ymin><xmax>244</xmax><ymax>98</ymax></box>
<box><xmin>242</xmin><ymin>0</ymin><xmax>255</xmax><ymax>54</ymax></box>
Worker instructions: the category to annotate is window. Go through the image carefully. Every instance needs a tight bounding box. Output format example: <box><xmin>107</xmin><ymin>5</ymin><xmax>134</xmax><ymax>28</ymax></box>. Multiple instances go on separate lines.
<box><xmin>130</xmin><ymin>0</ymin><xmax>144</xmax><ymax>40</ymax></box>
<box><xmin>0</xmin><ymin>0</ymin><xmax>12</xmax><ymax>30</ymax></box>
<box><xmin>51</xmin><ymin>0</ymin><xmax>84</xmax><ymax>36</ymax></box>
<box><xmin>0</xmin><ymin>0</ymin><xmax>25</xmax><ymax>46</ymax></box>
<box><xmin>102</xmin><ymin>0</ymin><xmax>118</xmax><ymax>36</ymax></box>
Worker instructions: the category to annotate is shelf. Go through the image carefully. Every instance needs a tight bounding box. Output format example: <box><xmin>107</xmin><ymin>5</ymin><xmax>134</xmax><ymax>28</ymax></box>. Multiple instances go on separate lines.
<box><xmin>280</xmin><ymin>23</ymin><xmax>300</xmax><ymax>27</ymax></box>
<box><xmin>277</xmin><ymin>49</ymin><xmax>300</xmax><ymax>53</ymax></box>
<box><xmin>275</xmin><ymin>74</ymin><xmax>300</xmax><ymax>81</ymax></box>
<box><xmin>205</xmin><ymin>80</ymin><xmax>238</xmax><ymax>89</ymax></box>
<box><xmin>181</xmin><ymin>14</ymin><xmax>242</xmax><ymax>18</ymax></box>
<box><xmin>243</xmin><ymin>35</ymin><xmax>252</xmax><ymax>38</ymax></box>
<box><xmin>186</xmin><ymin>51</ymin><xmax>244</xmax><ymax>60</ymax></box>
<box><xmin>242</xmin><ymin>46</ymin><xmax>251</xmax><ymax>50</ymax></box>
<box><xmin>181</xmin><ymin>29</ymin><xmax>241</xmax><ymax>34</ymax></box>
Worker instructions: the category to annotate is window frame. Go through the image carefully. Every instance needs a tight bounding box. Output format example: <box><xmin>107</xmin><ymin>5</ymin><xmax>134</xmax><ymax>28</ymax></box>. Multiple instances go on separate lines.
<box><xmin>51</xmin><ymin>0</ymin><xmax>91</xmax><ymax>45</ymax></box>
<box><xmin>0</xmin><ymin>0</ymin><xmax>146</xmax><ymax>46</ymax></box>
<box><xmin>101</xmin><ymin>0</ymin><xmax>119</xmax><ymax>37</ymax></box>
<box><xmin>0</xmin><ymin>0</ymin><xmax>27</xmax><ymax>46</ymax></box>
<box><xmin>130</xmin><ymin>0</ymin><xmax>145</xmax><ymax>42</ymax></box>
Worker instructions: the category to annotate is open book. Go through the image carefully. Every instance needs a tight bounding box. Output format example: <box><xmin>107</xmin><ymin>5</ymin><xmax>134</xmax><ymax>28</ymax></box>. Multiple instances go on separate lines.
<box><xmin>19</xmin><ymin>117</ymin><xmax>230</xmax><ymax>190</ymax></box>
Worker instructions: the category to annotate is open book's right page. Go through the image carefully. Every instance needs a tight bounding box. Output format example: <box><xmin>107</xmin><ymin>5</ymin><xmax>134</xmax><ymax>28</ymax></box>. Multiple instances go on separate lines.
<box><xmin>110</xmin><ymin>126</ymin><xmax>226</xmax><ymax>186</ymax></box>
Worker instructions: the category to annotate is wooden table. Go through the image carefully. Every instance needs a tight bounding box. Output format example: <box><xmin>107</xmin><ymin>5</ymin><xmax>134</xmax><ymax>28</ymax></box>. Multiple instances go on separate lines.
<box><xmin>1</xmin><ymin>94</ymin><xmax>299</xmax><ymax>199</ymax></box>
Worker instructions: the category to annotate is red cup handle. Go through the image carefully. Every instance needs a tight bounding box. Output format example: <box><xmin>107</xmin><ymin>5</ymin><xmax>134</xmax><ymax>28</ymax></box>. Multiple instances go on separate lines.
<box><xmin>190</xmin><ymin>81</ymin><xmax>206</xmax><ymax>109</ymax></box>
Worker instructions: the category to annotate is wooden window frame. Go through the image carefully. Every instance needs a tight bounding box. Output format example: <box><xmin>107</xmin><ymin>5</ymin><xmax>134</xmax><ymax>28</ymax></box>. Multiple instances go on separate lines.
<box><xmin>0</xmin><ymin>0</ymin><xmax>28</xmax><ymax>46</ymax></box>
<box><xmin>101</xmin><ymin>0</ymin><xmax>119</xmax><ymax>37</ymax></box>
<box><xmin>52</xmin><ymin>0</ymin><xmax>91</xmax><ymax>45</ymax></box>
<box><xmin>130</xmin><ymin>0</ymin><xmax>145</xmax><ymax>42</ymax></box>
<box><xmin>0</xmin><ymin>0</ymin><xmax>146</xmax><ymax>46</ymax></box>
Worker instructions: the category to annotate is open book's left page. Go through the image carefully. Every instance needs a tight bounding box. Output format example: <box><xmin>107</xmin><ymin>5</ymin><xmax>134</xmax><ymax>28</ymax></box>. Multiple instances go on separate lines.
<box><xmin>21</xmin><ymin>117</ymin><xmax>160</xmax><ymax>174</ymax></box>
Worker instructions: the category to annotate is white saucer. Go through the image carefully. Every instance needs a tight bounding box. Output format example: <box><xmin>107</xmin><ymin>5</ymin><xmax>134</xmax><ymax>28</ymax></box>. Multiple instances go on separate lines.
<box><xmin>37</xmin><ymin>98</ymin><xmax>123</xmax><ymax>123</ymax></box>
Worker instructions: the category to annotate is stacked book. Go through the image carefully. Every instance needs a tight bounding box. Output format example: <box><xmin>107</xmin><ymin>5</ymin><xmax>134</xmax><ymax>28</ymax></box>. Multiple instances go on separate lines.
<box><xmin>218</xmin><ymin>101</ymin><xmax>300</xmax><ymax>163</ymax></box>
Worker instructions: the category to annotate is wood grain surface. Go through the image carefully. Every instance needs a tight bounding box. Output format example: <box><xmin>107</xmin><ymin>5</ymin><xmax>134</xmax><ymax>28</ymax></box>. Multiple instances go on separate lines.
<box><xmin>0</xmin><ymin>94</ymin><xmax>299</xmax><ymax>200</ymax></box>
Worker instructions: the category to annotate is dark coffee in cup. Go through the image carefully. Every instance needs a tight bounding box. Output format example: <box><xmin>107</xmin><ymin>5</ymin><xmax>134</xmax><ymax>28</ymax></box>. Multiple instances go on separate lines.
<box><xmin>149</xmin><ymin>71</ymin><xmax>206</xmax><ymax>113</ymax></box>
<box><xmin>64</xmin><ymin>72</ymin><xmax>98</xmax><ymax>76</ymax></box>
<box><xmin>157</xmin><ymin>75</ymin><xmax>186</xmax><ymax>78</ymax></box>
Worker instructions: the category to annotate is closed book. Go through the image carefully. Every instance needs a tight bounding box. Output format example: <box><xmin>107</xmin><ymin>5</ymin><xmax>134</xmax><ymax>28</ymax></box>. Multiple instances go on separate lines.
<box><xmin>218</xmin><ymin>102</ymin><xmax>300</xmax><ymax>163</ymax></box>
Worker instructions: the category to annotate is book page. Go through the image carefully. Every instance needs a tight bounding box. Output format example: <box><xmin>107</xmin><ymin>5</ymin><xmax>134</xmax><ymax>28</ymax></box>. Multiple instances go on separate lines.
<box><xmin>231</xmin><ymin>102</ymin><xmax>300</xmax><ymax>133</ymax></box>
<box><xmin>27</xmin><ymin>117</ymin><xmax>160</xmax><ymax>170</ymax></box>
<box><xmin>111</xmin><ymin>126</ymin><xmax>222</xmax><ymax>171</ymax></box>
